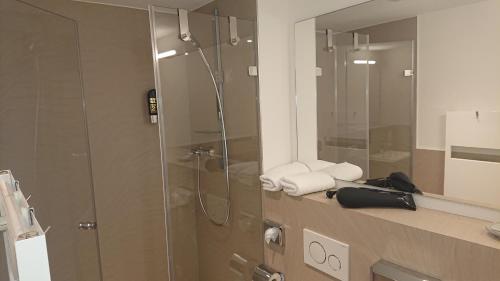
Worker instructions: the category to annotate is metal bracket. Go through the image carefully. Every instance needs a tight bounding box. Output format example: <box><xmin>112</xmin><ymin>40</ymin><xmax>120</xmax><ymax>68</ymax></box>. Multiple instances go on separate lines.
<box><xmin>78</xmin><ymin>221</ymin><xmax>98</xmax><ymax>230</ymax></box>
<box><xmin>326</xmin><ymin>29</ymin><xmax>334</xmax><ymax>52</ymax></box>
<box><xmin>404</xmin><ymin>69</ymin><xmax>414</xmax><ymax>77</ymax></box>
<box><xmin>353</xmin><ymin>32</ymin><xmax>359</xmax><ymax>51</ymax></box>
<box><xmin>28</xmin><ymin>207</ymin><xmax>35</xmax><ymax>226</ymax></box>
<box><xmin>178</xmin><ymin>9</ymin><xmax>192</xmax><ymax>42</ymax></box>
<box><xmin>248</xmin><ymin>66</ymin><xmax>258</xmax><ymax>77</ymax></box>
<box><xmin>229</xmin><ymin>16</ymin><xmax>240</xmax><ymax>46</ymax></box>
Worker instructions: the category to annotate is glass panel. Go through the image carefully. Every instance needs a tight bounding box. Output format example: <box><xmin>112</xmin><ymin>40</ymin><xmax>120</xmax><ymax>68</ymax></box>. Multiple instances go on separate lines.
<box><xmin>368</xmin><ymin>41</ymin><xmax>413</xmax><ymax>179</ymax></box>
<box><xmin>317</xmin><ymin>32</ymin><xmax>370</xmax><ymax>178</ymax></box>
<box><xmin>317</xmin><ymin>32</ymin><xmax>413</xmax><ymax>179</ymax></box>
<box><xmin>150</xmin><ymin>6</ymin><xmax>262</xmax><ymax>281</ymax></box>
<box><xmin>0</xmin><ymin>1</ymin><xmax>101</xmax><ymax>281</ymax></box>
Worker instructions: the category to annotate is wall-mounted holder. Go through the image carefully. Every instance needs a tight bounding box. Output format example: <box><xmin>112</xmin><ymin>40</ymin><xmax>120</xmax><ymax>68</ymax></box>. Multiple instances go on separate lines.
<box><xmin>263</xmin><ymin>219</ymin><xmax>284</xmax><ymax>248</ymax></box>
<box><xmin>228</xmin><ymin>16</ymin><xmax>240</xmax><ymax>46</ymax></box>
<box><xmin>253</xmin><ymin>264</ymin><xmax>284</xmax><ymax>281</ymax></box>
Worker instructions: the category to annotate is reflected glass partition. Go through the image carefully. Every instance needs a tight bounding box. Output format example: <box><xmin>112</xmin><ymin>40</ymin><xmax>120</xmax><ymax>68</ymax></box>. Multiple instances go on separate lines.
<box><xmin>316</xmin><ymin>29</ymin><xmax>413</xmax><ymax>179</ymax></box>
<box><xmin>317</xmin><ymin>32</ymin><xmax>370</xmax><ymax>178</ymax></box>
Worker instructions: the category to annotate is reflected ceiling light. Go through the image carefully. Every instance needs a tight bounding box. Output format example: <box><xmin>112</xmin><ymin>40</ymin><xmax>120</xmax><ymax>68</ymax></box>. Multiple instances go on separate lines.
<box><xmin>246</xmin><ymin>39</ymin><xmax>253</xmax><ymax>43</ymax></box>
<box><xmin>157</xmin><ymin>49</ymin><xmax>177</xmax><ymax>59</ymax></box>
<box><xmin>184</xmin><ymin>52</ymin><xmax>189</xmax><ymax>56</ymax></box>
<box><xmin>354</xmin><ymin>60</ymin><xmax>376</xmax><ymax>65</ymax></box>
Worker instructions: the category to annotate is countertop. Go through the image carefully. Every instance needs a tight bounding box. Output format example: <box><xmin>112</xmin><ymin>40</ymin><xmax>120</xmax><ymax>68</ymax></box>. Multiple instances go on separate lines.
<box><xmin>301</xmin><ymin>191</ymin><xmax>500</xmax><ymax>250</ymax></box>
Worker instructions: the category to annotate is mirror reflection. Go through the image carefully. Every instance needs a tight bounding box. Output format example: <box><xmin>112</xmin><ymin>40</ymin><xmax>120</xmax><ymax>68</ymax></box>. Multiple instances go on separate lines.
<box><xmin>295</xmin><ymin>0</ymin><xmax>500</xmax><ymax>208</ymax></box>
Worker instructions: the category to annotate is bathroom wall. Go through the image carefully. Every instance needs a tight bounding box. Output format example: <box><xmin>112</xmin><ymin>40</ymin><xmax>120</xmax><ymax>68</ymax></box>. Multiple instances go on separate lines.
<box><xmin>1</xmin><ymin>1</ymin><xmax>168</xmax><ymax>281</ymax></box>
<box><xmin>417</xmin><ymin>0</ymin><xmax>500</xmax><ymax>151</ymax></box>
<box><xmin>263</xmin><ymin>193</ymin><xmax>500</xmax><ymax>281</ymax></box>
<box><xmin>414</xmin><ymin>0</ymin><xmax>500</xmax><ymax>194</ymax></box>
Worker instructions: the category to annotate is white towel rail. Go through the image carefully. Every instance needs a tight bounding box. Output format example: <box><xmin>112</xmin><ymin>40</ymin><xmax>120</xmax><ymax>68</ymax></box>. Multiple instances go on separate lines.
<box><xmin>0</xmin><ymin>170</ymin><xmax>51</xmax><ymax>281</ymax></box>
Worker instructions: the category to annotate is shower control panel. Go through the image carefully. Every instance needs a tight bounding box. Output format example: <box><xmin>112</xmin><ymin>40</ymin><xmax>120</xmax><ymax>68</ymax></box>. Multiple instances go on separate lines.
<box><xmin>303</xmin><ymin>229</ymin><xmax>349</xmax><ymax>281</ymax></box>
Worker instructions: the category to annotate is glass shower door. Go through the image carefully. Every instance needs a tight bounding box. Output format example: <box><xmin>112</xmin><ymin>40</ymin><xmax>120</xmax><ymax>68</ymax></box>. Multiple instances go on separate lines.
<box><xmin>317</xmin><ymin>32</ymin><xmax>370</xmax><ymax>178</ymax></box>
<box><xmin>367</xmin><ymin>41</ymin><xmax>414</xmax><ymax>179</ymax></box>
<box><xmin>150</xmin><ymin>6</ymin><xmax>262</xmax><ymax>281</ymax></box>
<box><xmin>0</xmin><ymin>1</ymin><xmax>101</xmax><ymax>280</ymax></box>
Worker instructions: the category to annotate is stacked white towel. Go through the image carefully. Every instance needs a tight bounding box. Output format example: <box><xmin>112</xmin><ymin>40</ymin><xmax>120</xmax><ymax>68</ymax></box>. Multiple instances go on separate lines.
<box><xmin>301</xmin><ymin>159</ymin><xmax>335</xmax><ymax>171</ymax></box>
<box><xmin>260</xmin><ymin>160</ymin><xmax>362</xmax><ymax>196</ymax></box>
<box><xmin>319</xmin><ymin>162</ymin><xmax>363</xmax><ymax>181</ymax></box>
<box><xmin>281</xmin><ymin>171</ymin><xmax>336</xmax><ymax>196</ymax></box>
<box><xmin>260</xmin><ymin>162</ymin><xmax>309</xmax><ymax>191</ymax></box>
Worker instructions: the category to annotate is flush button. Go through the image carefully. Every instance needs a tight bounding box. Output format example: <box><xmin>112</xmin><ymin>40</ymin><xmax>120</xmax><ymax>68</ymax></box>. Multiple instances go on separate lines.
<box><xmin>309</xmin><ymin>241</ymin><xmax>326</xmax><ymax>264</ymax></box>
<box><xmin>303</xmin><ymin>229</ymin><xmax>349</xmax><ymax>281</ymax></box>
<box><xmin>328</xmin><ymin>255</ymin><xmax>341</xmax><ymax>271</ymax></box>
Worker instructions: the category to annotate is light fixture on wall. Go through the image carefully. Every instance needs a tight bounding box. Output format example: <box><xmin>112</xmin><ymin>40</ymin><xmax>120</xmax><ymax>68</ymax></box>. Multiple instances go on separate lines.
<box><xmin>157</xmin><ymin>49</ymin><xmax>177</xmax><ymax>59</ymax></box>
<box><xmin>353</xmin><ymin>60</ymin><xmax>376</xmax><ymax>65</ymax></box>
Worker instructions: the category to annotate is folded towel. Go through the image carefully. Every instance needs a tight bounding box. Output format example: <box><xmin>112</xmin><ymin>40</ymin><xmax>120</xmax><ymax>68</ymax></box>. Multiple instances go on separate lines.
<box><xmin>320</xmin><ymin>162</ymin><xmax>363</xmax><ymax>182</ymax></box>
<box><xmin>300</xmin><ymin>159</ymin><xmax>336</xmax><ymax>171</ymax></box>
<box><xmin>260</xmin><ymin>162</ymin><xmax>309</xmax><ymax>191</ymax></box>
<box><xmin>281</xmin><ymin>171</ymin><xmax>336</xmax><ymax>196</ymax></box>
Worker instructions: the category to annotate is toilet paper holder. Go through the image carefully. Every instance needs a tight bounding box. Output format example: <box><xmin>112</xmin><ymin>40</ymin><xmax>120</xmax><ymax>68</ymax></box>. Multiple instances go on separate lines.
<box><xmin>263</xmin><ymin>220</ymin><xmax>284</xmax><ymax>248</ymax></box>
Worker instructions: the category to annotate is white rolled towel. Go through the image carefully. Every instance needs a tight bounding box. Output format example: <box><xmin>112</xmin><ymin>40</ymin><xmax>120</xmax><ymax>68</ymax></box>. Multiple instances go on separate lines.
<box><xmin>260</xmin><ymin>162</ymin><xmax>309</xmax><ymax>191</ymax></box>
<box><xmin>320</xmin><ymin>162</ymin><xmax>363</xmax><ymax>182</ymax></box>
<box><xmin>300</xmin><ymin>159</ymin><xmax>335</xmax><ymax>171</ymax></box>
<box><xmin>281</xmin><ymin>172</ymin><xmax>336</xmax><ymax>196</ymax></box>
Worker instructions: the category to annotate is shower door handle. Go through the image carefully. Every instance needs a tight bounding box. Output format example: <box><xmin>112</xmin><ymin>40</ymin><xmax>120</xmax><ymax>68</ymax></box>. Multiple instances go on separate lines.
<box><xmin>78</xmin><ymin>221</ymin><xmax>97</xmax><ymax>230</ymax></box>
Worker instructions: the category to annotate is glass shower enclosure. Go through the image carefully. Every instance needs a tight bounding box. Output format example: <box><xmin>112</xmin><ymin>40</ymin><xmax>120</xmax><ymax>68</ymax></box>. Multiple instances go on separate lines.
<box><xmin>316</xmin><ymin>30</ymin><xmax>414</xmax><ymax>179</ymax></box>
<box><xmin>149</xmin><ymin>6</ymin><xmax>262</xmax><ymax>281</ymax></box>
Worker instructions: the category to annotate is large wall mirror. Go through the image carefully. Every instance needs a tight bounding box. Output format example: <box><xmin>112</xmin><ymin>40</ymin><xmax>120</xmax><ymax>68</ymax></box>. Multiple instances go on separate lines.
<box><xmin>294</xmin><ymin>0</ymin><xmax>500</xmax><ymax>209</ymax></box>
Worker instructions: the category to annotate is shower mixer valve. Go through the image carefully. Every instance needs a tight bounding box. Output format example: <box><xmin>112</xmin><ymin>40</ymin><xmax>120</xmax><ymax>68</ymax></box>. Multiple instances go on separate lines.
<box><xmin>190</xmin><ymin>146</ymin><xmax>216</xmax><ymax>158</ymax></box>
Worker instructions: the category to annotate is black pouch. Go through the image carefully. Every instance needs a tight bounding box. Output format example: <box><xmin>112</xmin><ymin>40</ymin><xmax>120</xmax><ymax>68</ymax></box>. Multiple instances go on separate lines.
<box><xmin>336</xmin><ymin>187</ymin><xmax>417</xmax><ymax>211</ymax></box>
<box><xmin>365</xmin><ymin>172</ymin><xmax>422</xmax><ymax>194</ymax></box>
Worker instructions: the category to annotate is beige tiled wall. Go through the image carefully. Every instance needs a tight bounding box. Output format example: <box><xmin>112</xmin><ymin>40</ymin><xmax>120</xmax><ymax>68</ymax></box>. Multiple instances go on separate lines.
<box><xmin>413</xmin><ymin>149</ymin><xmax>445</xmax><ymax>195</ymax></box>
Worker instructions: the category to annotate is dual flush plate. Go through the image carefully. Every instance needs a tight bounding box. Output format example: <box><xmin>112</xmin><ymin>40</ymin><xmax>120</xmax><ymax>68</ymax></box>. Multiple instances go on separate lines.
<box><xmin>303</xmin><ymin>229</ymin><xmax>349</xmax><ymax>281</ymax></box>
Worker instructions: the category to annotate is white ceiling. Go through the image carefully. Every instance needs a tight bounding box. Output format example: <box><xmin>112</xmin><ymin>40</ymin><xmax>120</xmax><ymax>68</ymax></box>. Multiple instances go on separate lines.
<box><xmin>316</xmin><ymin>0</ymin><xmax>488</xmax><ymax>31</ymax></box>
<box><xmin>73</xmin><ymin>0</ymin><xmax>213</xmax><ymax>10</ymax></box>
